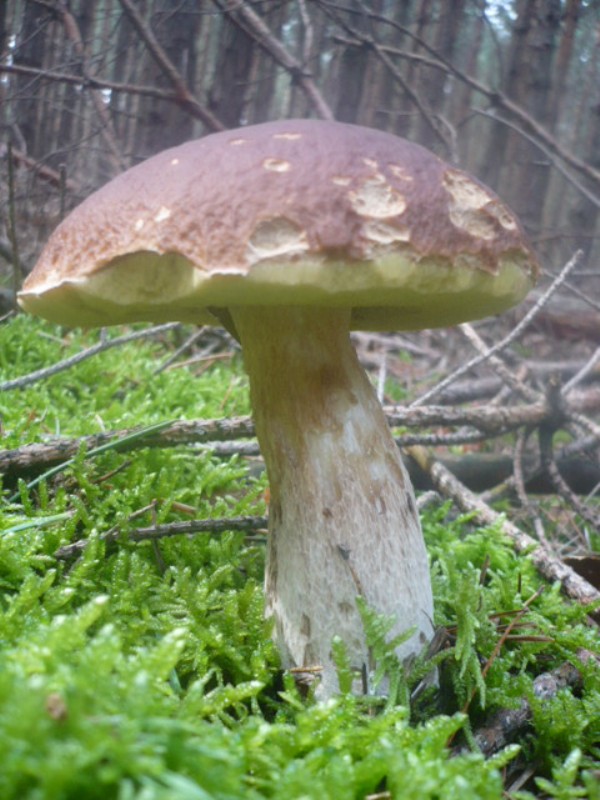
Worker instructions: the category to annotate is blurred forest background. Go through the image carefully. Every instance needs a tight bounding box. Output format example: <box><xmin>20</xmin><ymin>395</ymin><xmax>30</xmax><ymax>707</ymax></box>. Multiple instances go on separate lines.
<box><xmin>1</xmin><ymin>0</ymin><xmax>599</xmax><ymax>308</ymax></box>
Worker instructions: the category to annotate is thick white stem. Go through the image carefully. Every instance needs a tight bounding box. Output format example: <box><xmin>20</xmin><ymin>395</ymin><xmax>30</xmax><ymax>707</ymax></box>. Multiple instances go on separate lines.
<box><xmin>230</xmin><ymin>306</ymin><xmax>434</xmax><ymax>697</ymax></box>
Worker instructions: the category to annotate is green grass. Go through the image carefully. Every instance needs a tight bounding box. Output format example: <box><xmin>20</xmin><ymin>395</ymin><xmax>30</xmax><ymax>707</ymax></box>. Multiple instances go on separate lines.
<box><xmin>0</xmin><ymin>317</ymin><xmax>598</xmax><ymax>799</ymax></box>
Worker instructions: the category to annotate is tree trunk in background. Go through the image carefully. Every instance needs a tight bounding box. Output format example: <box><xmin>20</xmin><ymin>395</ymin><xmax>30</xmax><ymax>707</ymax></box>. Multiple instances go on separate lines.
<box><xmin>370</xmin><ymin>0</ymin><xmax>415</xmax><ymax>135</ymax></box>
<box><xmin>334</xmin><ymin>1</ymin><xmax>374</xmax><ymax>124</ymax></box>
<box><xmin>504</xmin><ymin>0</ymin><xmax>561</xmax><ymax>236</ymax></box>
<box><xmin>209</xmin><ymin>11</ymin><xmax>256</xmax><ymax>127</ymax></box>
<box><xmin>12</xmin><ymin>2</ymin><xmax>53</xmax><ymax>158</ymax></box>
<box><xmin>453</xmin><ymin>2</ymin><xmax>486</xmax><ymax>143</ymax></box>
<box><xmin>416</xmin><ymin>0</ymin><xmax>467</xmax><ymax>149</ymax></box>
<box><xmin>567</xmin><ymin>21</ymin><xmax>600</xmax><ymax>260</ymax></box>
<box><xmin>134</xmin><ymin>0</ymin><xmax>200</xmax><ymax>157</ymax></box>
<box><xmin>551</xmin><ymin>0</ymin><xmax>581</xmax><ymax>121</ymax></box>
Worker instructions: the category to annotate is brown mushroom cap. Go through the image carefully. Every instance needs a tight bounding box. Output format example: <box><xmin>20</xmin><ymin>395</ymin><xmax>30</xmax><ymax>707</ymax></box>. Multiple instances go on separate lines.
<box><xmin>19</xmin><ymin>119</ymin><xmax>539</xmax><ymax>329</ymax></box>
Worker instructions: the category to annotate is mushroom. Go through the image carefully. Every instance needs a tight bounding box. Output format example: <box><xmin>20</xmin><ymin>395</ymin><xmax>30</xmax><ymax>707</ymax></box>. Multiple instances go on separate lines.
<box><xmin>19</xmin><ymin>119</ymin><xmax>538</xmax><ymax>698</ymax></box>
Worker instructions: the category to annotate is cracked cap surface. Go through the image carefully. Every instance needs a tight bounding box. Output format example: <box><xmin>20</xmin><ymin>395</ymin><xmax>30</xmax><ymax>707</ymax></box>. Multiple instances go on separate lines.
<box><xmin>19</xmin><ymin>118</ymin><xmax>539</xmax><ymax>330</ymax></box>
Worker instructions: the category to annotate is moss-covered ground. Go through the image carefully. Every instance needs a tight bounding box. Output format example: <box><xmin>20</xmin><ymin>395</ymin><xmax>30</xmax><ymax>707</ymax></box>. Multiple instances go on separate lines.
<box><xmin>0</xmin><ymin>316</ymin><xmax>598</xmax><ymax>799</ymax></box>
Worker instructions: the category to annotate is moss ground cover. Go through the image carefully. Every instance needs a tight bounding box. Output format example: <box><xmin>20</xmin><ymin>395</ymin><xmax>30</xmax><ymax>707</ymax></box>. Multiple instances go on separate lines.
<box><xmin>0</xmin><ymin>317</ymin><xmax>598</xmax><ymax>799</ymax></box>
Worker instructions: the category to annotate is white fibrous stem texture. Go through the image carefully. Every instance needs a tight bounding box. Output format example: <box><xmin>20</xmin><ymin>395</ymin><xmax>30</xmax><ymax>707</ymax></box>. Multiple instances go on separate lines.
<box><xmin>230</xmin><ymin>306</ymin><xmax>434</xmax><ymax>697</ymax></box>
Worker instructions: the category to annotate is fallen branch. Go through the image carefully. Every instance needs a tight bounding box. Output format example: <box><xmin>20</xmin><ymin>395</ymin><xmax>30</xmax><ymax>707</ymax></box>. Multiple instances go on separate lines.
<box><xmin>0</xmin><ymin>323</ymin><xmax>180</xmax><ymax>392</ymax></box>
<box><xmin>54</xmin><ymin>514</ymin><xmax>268</xmax><ymax>560</ymax></box>
<box><xmin>406</xmin><ymin>445</ymin><xmax>600</xmax><ymax>609</ymax></box>
<box><xmin>4</xmin><ymin>391</ymin><xmax>600</xmax><ymax>484</ymax></box>
<box><xmin>453</xmin><ymin>653</ymin><xmax>593</xmax><ymax>758</ymax></box>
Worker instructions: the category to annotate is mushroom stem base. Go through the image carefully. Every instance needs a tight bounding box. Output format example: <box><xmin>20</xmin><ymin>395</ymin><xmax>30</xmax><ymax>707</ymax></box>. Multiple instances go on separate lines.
<box><xmin>231</xmin><ymin>306</ymin><xmax>434</xmax><ymax>697</ymax></box>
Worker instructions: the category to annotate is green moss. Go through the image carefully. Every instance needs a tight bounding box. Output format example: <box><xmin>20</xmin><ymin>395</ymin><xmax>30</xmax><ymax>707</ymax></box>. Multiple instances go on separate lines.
<box><xmin>0</xmin><ymin>319</ymin><xmax>598</xmax><ymax>798</ymax></box>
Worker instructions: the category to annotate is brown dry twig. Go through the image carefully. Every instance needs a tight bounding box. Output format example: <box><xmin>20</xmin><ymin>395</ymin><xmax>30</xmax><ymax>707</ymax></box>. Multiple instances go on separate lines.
<box><xmin>54</xmin><ymin>513</ymin><xmax>268</xmax><ymax>560</ymax></box>
<box><xmin>3</xmin><ymin>394</ymin><xmax>600</xmax><ymax>483</ymax></box>
<box><xmin>0</xmin><ymin>323</ymin><xmax>180</xmax><ymax>393</ymax></box>
<box><xmin>406</xmin><ymin>445</ymin><xmax>600</xmax><ymax>608</ymax></box>
<box><xmin>453</xmin><ymin>652</ymin><xmax>593</xmax><ymax>758</ymax></box>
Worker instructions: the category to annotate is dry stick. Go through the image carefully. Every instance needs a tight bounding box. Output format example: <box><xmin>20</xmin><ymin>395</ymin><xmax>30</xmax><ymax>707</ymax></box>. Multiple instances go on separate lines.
<box><xmin>117</xmin><ymin>0</ymin><xmax>225</xmax><ymax>132</ymax></box>
<box><xmin>513</xmin><ymin>426</ymin><xmax>550</xmax><ymax>548</ymax></box>
<box><xmin>563</xmin><ymin>346</ymin><xmax>600</xmax><ymax>396</ymax></box>
<box><xmin>55</xmin><ymin>515</ymin><xmax>268</xmax><ymax>560</ymax></box>
<box><xmin>0</xmin><ymin>63</ymin><xmax>199</xmax><ymax>111</ymax></box>
<box><xmin>215</xmin><ymin>0</ymin><xmax>334</xmax><ymax>121</ymax></box>
<box><xmin>406</xmin><ymin>445</ymin><xmax>600</xmax><ymax>608</ymax></box>
<box><xmin>482</xmin><ymin>426</ymin><xmax>600</xmax><ymax>507</ymax></box>
<box><xmin>458</xmin><ymin>322</ymin><xmax>538</xmax><ymax>403</ymax></box>
<box><xmin>4</xmin><ymin>392</ymin><xmax>600</xmax><ymax>479</ymax></box>
<box><xmin>0</xmin><ymin>400</ymin><xmax>584</xmax><ymax>478</ymax></box>
<box><xmin>538</xmin><ymin>425</ymin><xmax>600</xmax><ymax>535</ymax></box>
<box><xmin>410</xmin><ymin>251</ymin><xmax>583</xmax><ymax>408</ymax></box>
<box><xmin>153</xmin><ymin>327</ymin><xmax>208</xmax><ymax>375</ymax></box>
<box><xmin>4</xmin><ymin>143</ymin><xmax>80</xmax><ymax>193</ymax></box>
<box><xmin>0</xmin><ymin>416</ymin><xmax>257</xmax><ymax>481</ymax></box>
<box><xmin>452</xmin><ymin>329</ymin><xmax>600</xmax><ymax>526</ymax></box>
<box><xmin>0</xmin><ymin>323</ymin><xmax>180</xmax><ymax>392</ymax></box>
<box><xmin>548</xmin><ymin>271</ymin><xmax>600</xmax><ymax>316</ymax></box>
<box><xmin>454</xmin><ymin>657</ymin><xmax>588</xmax><ymax>758</ymax></box>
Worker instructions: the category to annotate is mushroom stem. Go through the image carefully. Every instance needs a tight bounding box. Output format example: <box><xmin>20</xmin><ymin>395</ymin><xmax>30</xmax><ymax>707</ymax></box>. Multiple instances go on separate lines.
<box><xmin>230</xmin><ymin>306</ymin><xmax>434</xmax><ymax>697</ymax></box>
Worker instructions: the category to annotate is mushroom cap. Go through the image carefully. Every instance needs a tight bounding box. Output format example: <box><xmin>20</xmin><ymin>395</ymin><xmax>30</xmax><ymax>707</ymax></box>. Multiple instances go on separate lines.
<box><xmin>19</xmin><ymin>119</ymin><xmax>538</xmax><ymax>330</ymax></box>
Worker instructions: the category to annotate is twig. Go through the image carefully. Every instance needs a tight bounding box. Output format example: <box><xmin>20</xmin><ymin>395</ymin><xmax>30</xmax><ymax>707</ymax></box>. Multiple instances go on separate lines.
<box><xmin>0</xmin><ymin>62</ymin><xmax>204</xmax><ymax>114</ymax></box>
<box><xmin>153</xmin><ymin>327</ymin><xmax>208</xmax><ymax>375</ymax></box>
<box><xmin>54</xmin><ymin>514</ymin><xmax>268</xmax><ymax>560</ymax></box>
<box><xmin>10</xmin><ymin>420</ymin><xmax>175</xmax><ymax>502</ymax></box>
<box><xmin>458</xmin><ymin>322</ymin><xmax>537</xmax><ymax>402</ymax></box>
<box><xmin>406</xmin><ymin>445</ymin><xmax>600</xmax><ymax>607</ymax></box>
<box><xmin>411</xmin><ymin>251</ymin><xmax>583</xmax><ymax>407</ymax></box>
<box><xmin>513</xmin><ymin>426</ymin><xmax>549</xmax><ymax>547</ymax></box>
<box><xmin>3</xmin><ymin>143</ymin><xmax>80</xmax><ymax>193</ymax></box>
<box><xmin>453</xmin><ymin>655</ymin><xmax>590</xmax><ymax>757</ymax></box>
<box><xmin>538</xmin><ymin>426</ymin><xmax>600</xmax><ymax>535</ymax></box>
<box><xmin>0</xmin><ymin>323</ymin><xmax>180</xmax><ymax>392</ymax></box>
<box><xmin>563</xmin><ymin>346</ymin><xmax>600</xmax><ymax>396</ymax></box>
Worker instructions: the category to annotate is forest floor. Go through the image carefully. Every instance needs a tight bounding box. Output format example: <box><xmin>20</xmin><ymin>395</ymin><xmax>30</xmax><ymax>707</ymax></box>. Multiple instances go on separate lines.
<box><xmin>0</xmin><ymin>281</ymin><xmax>598</xmax><ymax>798</ymax></box>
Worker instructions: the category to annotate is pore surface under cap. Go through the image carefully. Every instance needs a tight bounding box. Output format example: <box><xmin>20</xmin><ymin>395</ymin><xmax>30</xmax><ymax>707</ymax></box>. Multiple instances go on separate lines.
<box><xmin>19</xmin><ymin>119</ymin><xmax>539</xmax><ymax>329</ymax></box>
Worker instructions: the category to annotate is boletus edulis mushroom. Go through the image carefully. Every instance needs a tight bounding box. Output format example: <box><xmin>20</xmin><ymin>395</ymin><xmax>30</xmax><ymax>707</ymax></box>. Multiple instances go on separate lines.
<box><xmin>19</xmin><ymin>119</ymin><xmax>538</xmax><ymax>698</ymax></box>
